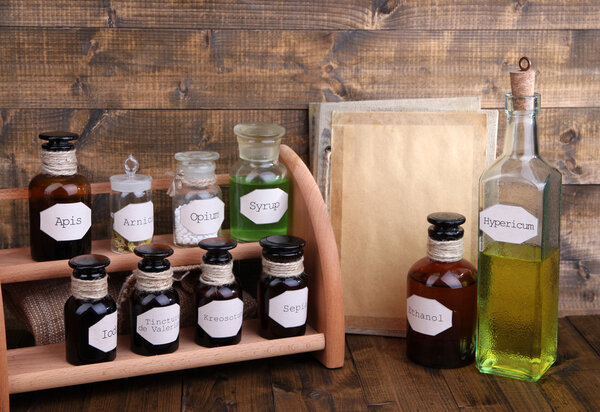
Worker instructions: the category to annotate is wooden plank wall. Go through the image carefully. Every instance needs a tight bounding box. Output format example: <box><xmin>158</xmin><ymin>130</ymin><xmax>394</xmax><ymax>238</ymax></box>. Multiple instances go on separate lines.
<box><xmin>1</xmin><ymin>1</ymin><xmax>599</xmax><ymax>315</ymax></box>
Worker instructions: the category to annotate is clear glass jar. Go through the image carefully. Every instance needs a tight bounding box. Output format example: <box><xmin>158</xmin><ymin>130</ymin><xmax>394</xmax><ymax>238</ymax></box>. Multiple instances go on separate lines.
<box><xmin>170</xmin><ymin>151</ymin><xmax>224</xmax><ymax>247</ymax></box>
<box><xmin>476</xmin><ymin>94</ymin><xmax>562</xmax><ymax>382</ymax></box>
<box><xmin>110</xmin><ymin>155</ymin><xmax>153</xmax><ymax>253</ymax></box>
<box><xmin>229</xmin><ymin>123</ymin><xmax>290</xmax><ymax>242</ymax></box>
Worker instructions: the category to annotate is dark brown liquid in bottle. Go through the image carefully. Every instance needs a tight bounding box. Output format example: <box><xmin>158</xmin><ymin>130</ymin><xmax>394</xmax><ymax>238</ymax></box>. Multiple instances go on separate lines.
<box><xmin>407</xmin><ymin>258</ymin><xmax>477</xmax><ymax>368</ymax></box>
<box><xmin>29</xmin><ymin>173</ymin><xmax>91</xmax><ymax>261</ymax></box>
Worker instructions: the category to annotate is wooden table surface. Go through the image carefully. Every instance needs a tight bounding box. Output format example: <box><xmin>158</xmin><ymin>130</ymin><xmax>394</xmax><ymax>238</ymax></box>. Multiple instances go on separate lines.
<box><xmin>8</xmin><ymin>316</ymin><xmax>600</xmax><ymax>411</ymax></box>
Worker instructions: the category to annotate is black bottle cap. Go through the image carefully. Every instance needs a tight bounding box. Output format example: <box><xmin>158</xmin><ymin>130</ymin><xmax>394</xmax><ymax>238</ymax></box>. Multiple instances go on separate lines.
<box><xmin>39</xmin><ymin>131</ymin><xmax>79</xmax><ymax>151</ymax></box>
<box><xmin>68</xmin><ymin>254</ymin><xmax>110</xmax><ymax>280</ymax></box>
<box><xmin>427</xmin><ymin>212</ymin><xmax>465</xmax><ymax>241</ymax></box>
<box><xmin>134</xmin><ymin>243</ymin><xmax>174</xmax><ymax>272</ymax></box>
<box><xmin>199</xmin><ymin>237</ymin><xmax>237</xmax><ymax>264</ymax></box>
<box><xmin>259</xmin><ymin>235</ymin><xmax>306</xmax><ymax>259</ymax></box>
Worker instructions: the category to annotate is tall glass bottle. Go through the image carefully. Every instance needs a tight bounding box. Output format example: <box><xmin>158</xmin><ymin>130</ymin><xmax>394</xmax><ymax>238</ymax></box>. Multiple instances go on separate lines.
<box><xmin>476</xmin><ymin>62</ymin><xmax>561</xmax><ymax>382</ymax></box>
<box><xmin>229</xmin><ymin>124</ymin><xmax>290</xmax><ymax>242</ymax></box>
<box><xmin>29</xmin><ymin>132</ymin><xmax>92</xmax><ymax>261</ymax></box>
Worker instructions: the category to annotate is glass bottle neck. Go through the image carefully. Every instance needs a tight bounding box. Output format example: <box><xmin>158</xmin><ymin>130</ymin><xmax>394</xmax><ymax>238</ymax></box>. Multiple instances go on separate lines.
<box><xmin>503</xmin><ymin>112</ymin><xmax>539</xmax><ymax>159</ymax></box>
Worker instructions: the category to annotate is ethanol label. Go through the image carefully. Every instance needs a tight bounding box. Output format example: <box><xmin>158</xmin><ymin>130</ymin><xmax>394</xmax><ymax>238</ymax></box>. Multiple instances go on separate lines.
<box><xmin>406</xmin><ymin>295</ymin><xmax>452</xmax><ymax>336</ymax></box>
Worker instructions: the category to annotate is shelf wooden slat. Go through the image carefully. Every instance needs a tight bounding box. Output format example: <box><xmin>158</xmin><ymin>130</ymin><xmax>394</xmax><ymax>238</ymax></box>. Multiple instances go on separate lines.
<box><xmin>7</xmin><ymin>320</ymin><xmax>325</xmax><ymax>394</ymax></box>
<box><xmin>0</xmin><ymin>233</ymin><xmax>261</xmax><ymax>284</ymax></box>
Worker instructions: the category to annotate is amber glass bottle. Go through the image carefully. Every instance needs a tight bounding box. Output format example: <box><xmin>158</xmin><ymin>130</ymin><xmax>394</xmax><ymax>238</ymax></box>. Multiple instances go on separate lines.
<box><xmin>257</xmin><ymin>235</ymin><xmax>308</xmax><ymax>339</ymax></box>
<box><xmin>29</xmin><ymin>132</ymin><xmax>92</xmax><ymax>261</ymax></box>
<box><xmin>195</xmin><ymin>238</ymin><xmax>243</xmax><ymax>347</ymax></box>
<box><xmin>64</xmin><ymin>254</ymin><xmax>117</xmax><ymax>365</ymax></box>
<box><xmin>406</xmin><ymin>213</ymin><xmax>477</xmax><ymax>368</ymax></box>
<box><xmin>131</xmin><ymin>244</ymin><xmax>180</xmax><ymax>356</ymax></box>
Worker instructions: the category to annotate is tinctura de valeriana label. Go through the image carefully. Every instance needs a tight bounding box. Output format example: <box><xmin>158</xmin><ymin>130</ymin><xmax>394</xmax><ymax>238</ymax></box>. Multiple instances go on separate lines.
<box><xmin>240</xmin><ymin>188</ymin><xmax>288</xmax><ymax>225</ymax></box>
<box><xmin>40</xmin><ymin>202</ymin><xmax>92</xmax><ymax>241</ymax></box>
<box><xmin>479</xmin><ymin>204</ymin><xmax>538</xmax><ymax>244</ymax></box>
<box><xmin>406</xmin><ymin>295</ymin><xmax>452</xmax><ymax>336</ymax></box>
<box><xmin>136</xmin><ymin>304</ymin><xmax>180</xmax><ymax>345</ymax></box>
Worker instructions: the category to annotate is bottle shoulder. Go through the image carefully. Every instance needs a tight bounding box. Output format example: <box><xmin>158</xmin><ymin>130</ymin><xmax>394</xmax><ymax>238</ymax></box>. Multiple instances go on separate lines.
<box><xmin>29</xmin><ymin>173</ymin><xmax>91</xmax><ymax>194</ymax></box>
<box><xmin>230</xmin><ymin>160</ymin><xmax>288</xmax><ymax>183</ymax></box>
<box><xmin>480</xmin><ymin>156</ymin><xmax>561</xmax><ymax>189</ymax></box>
<box><xmin>408</xmin><ymin>257</ymin><xmax>477</xmax><ymax>287</ymax></box>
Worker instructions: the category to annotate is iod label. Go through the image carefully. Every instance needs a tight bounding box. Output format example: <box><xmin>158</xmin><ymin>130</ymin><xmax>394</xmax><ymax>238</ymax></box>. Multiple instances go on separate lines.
<box><xmin>88</xmin><ymin>311</ymin><xmax>117</xmax><ymax>353</ymax></box>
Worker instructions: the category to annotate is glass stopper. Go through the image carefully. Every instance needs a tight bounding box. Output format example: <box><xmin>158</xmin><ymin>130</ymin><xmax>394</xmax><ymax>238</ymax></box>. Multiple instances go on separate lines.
<box><xmin>124</xmin><ymin>154</ymin><xmax>139</xmax><ymax>178</ymax></box>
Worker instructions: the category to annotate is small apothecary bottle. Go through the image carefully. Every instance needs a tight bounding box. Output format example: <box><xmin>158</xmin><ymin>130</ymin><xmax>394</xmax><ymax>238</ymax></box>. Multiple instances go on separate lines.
<box><xmin>170</xmin><ymin>151</ymin><xmax>224</xmax><ymax>247</ymax></box>
<box><xmin>406</xmin><ymin>213</ymin><xmax>477</xmax><ymax>369</ymax></box>
<box><xmin>110</xmin><ymin>155</ymin><xmax>154</xmax><ymax>253</ymax></box>
<box><xmin>229</xmin><ymin>124</ymin><xmax>290</xmax><ymax>242</ymax></box>
<box><xmin>257</xmin><ymin>235</ymin><xmax>308</xmax><ymax>339</ymax></box>
<box><xmin>131</xmin><ymin>244</ymin><xmax>180</xmax><ymax>355</ymax></box>
<box><xmin>64</xmin><ymin>254</ymin><xmax>117</xmax><ymax>365</ymax></box>
<box><xmin>196</xmin><ymin>238</ymin><xmax>243</xmax><ymax>347</ymax></box>
<box><xmin>29</xmin><ymin>132</ymin><xmax>92</xmax><ymax>261</ymax></box>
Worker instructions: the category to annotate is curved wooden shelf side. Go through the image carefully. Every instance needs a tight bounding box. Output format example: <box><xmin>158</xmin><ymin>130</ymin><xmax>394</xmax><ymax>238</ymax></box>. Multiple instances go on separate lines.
<box><xmin>279</xmin><ymin>145</ymin><xmax>345</xmax><ymax>369</ymax></box>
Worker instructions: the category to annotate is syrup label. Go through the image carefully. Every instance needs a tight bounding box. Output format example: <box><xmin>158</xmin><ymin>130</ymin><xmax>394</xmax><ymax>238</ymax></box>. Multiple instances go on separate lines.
<box><xmin>479</xmin><ymin>204</ymin><xmax>538</xmax><ymax>244</ymax></box>
<box><xmin>197</xmin><ymin>298</ymin><xmax>243</xmax><ymax>338</ymax></box>
<box><xmin>406</xmin><ymin>295</ymin><xmax>452</xmax><ymax>336</ymax></box>
<box><xmin>180</xmin><ymin>198</ymin><xmax>225</xmax><ymax>236</ymax></box>
<box><xmin>136</xmin><ymin>304</ymin><xmax>180</xmax><ymax>345</ymax></box>
<box><xmin>88</xmin><ymin>311</ymin><xmax>117</xmax><ymax>353</ymax></box>
<box><xmin>269</xmin><ymin>288</ymin><xmax>308</xmax><ymax>328</ymax></box>
<box><xmin>40</xmin><ymin>202</ymin><xmax>91</xmax><ymax>241</ymax></box>
<box><xmin>240</xmin><ymin>188</ymin><xmax>288</xmax><ymax>225</ymax></box>
<box><xmin>113</xmin><ymin>201</ymin><xmax>154</xmax><ymax>242</ymax></box>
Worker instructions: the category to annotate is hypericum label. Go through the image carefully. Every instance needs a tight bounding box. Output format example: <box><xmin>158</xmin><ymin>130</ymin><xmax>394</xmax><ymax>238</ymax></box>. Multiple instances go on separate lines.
<box><xmin>180</xmin><ymin>198</ymin><xmax>225</xmax><ymax>236</ymax></box>
<box><xmin>136</xmin><ymin>304</ymin><xmax>180</xmax><ymax>345</ymax></box>
<box><xmin>88</xmin><ymin>311</ymin><xmax>117</xmax><ymax>353</ymax></box>
<box><xmin>269</xmin><ymin>288</ymin><xmax>308</xmax><ymax>328</ymax></box>
<box><xmin>479</xmin><ymin>204</ymin><xmax>538</xmax><ymax>244</ymax></box>
<box><xmin>240</xmin><ymin>188</ymin><xmax>288</xmax><ymax>225</ymax></box>
<box><xmin>197</xmin><ymin>298</ymin><xmax>243</xmax><ymax>338</ymax></box>
<box><xmin>406</xmin><ymin>295</ymin><xmax>452</xmax><ymax>336</ymax></box>
<box><xmin>40</xmin><ymin>202</ymin><xmax>92</xmax><ymax>241</ymax></box>
<box><xmin>113</xmin><ymin>201</ymin><xmax>154</xmax><ymax>242</ymax></box>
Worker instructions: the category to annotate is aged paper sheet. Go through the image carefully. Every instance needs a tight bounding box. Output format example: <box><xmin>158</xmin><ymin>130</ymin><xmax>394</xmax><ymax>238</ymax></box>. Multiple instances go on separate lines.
<box><xmin>330</xmin><ymin>111</ymin><xmax>489</xmax><ymax>335</ymax></box>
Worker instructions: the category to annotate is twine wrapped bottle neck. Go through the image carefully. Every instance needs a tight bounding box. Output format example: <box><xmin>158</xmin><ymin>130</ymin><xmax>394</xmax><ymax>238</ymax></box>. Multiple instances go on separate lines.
<box><xmin>41</xmin><ymin>149</ymin><xmax>78</xmax><ymax>176</ymax></box>
<box><xmin>427</xmin><ymin>237</ymin><xmax>464</xmax><ymax>263</ymax></box>
<box><xmin>200</xmin><ymin>262</ymin><xmax>235</xmax><ymax>286</ymax></box>
<box><xmin>262</xmin><ymin>256</ymin><xmax>304</xmax><ymax>278</ymax></box>
<box><xmin>134</xmin><ymin>268</ymin><xmax>174</xmax><ymax>292</ymax></box>
<box><xmin>71</xmin><ymin>276</ymin><xmax>108</xmax><ymax>300</ymax></box>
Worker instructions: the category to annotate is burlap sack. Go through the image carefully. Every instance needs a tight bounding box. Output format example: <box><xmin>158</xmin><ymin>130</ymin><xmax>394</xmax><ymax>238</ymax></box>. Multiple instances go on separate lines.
<box><xmin>3</xmin><ymin>266</ymin><xmax>257</xmax><ymax>346</ymax></box>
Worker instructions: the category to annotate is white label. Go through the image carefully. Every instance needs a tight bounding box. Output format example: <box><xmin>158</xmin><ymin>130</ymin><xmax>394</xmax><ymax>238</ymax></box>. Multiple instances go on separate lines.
<box><xmin>479</xmin><ymin>204</ymin><xmax>538</xmax><ymax>244</ymax></box>
<box><xmin>88</xmin><ymin>311</ymin><xmax>117</xmax><ymax>353</ymax></box>
<box><xmin>136</xmin><ymin>304</ymin><xmax>180</xmax><ymax>345</ymax></box>
<box><xmin>406</xmin><ymin>295</ymin><xmax>452</xmax><ymax>336</ymax></box>
<box><xmin>197</xmin><ymin>298</ymin><xmax>243</xmax><ymax>338</ymax></box>
<box><xmin>113</xmin><ymin>201</ymin><xmax>154</xmax><ymax>242</ymax></box>
<box><xmin>269</xmin><ymin>288</ymin><xmax>308</xmax><ymax>328</ymax></box>
<box><xmin>40</xmin><ymin>202</ymin><xmax>92</xmax><ymax>241</ymax></box>
<box><xmin>180</xmin><ymin>198</ymin><xmax>225</xmax><ymax>236</ymax></box>
<box><xmin>240</xmin><ymin>188</ymin><xmax>288</xmax><ymax>225</ymax></box>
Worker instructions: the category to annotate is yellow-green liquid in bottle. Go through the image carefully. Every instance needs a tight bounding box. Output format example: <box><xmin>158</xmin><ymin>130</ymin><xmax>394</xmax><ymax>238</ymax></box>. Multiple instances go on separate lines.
<box><xmin>476</xmin><ymin>242</ymin><xmax>559</xmax><ymax>382</ymax></box>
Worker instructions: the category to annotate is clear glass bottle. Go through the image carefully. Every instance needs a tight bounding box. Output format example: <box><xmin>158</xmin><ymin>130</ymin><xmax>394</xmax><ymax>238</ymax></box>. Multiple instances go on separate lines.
<box><xmin>406</xmin><ymin>213</ymin><xmax>477</xmax><ymax>369</ymax></box>
<box><xmin>229</xmin><ymin>124</ymin><xmax>290</xmax><ymax>242</ymax></box>
<box><xmin>64</xmin><ymin>254</ymin><xmax>117</xmax><ymax>365</ymax></box>
<box><xmin>110</xmin><ymin>155</ymin><xmax>153</xmax><ymax>253</ymax></box>
<box><xmin>476</xmin><ymin>93</ymin><xmax>562</xmax><ymax>381</ymax></box>
<box><xmin>29</xmin><ymin>132</ymin><xmax>92</xmax><ymax>261</ymax></box>
<box><xmin>170</xmin><ymin>151</ymin><xmax>224</xmax><ymax>247</ymax></box>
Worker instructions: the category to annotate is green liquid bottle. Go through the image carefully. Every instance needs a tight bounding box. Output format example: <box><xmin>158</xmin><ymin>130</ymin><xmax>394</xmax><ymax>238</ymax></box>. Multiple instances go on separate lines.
<box><xmin>476</xmin><ymin>60</ymin><xmax>562</xmax><ymax>382</ymax></box>
<box><xmin>229</xmin><ymin>124</ymin><xmax>291</xmax><ymax>242</ymax></box>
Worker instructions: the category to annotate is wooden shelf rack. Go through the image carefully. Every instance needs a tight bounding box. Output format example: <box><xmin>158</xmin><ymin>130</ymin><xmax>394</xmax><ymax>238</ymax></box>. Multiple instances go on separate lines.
<box><xmin>0</xmin><ymin>145</ymin><xmax>345</xmax><ymax>409</ymax></box>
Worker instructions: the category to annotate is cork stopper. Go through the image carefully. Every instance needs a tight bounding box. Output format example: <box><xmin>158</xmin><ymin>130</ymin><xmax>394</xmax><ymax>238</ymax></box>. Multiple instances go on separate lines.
<box><xmin>509</xmin><ymin>57</ymin><xmax>536</xmax><ymax>110</ymax></box>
